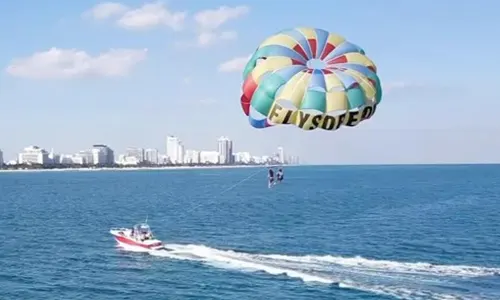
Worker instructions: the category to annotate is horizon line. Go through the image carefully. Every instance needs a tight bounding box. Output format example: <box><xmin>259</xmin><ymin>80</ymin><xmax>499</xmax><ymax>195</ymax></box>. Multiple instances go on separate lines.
<box><xmin>293</xmin><ymin>162</ymin><xmax>500</xmax><ymax>166</ymax></box>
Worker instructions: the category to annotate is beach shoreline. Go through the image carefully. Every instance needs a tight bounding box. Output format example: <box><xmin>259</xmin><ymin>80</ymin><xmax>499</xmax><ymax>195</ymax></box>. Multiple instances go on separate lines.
<box><xmin>0</xmin><ymin>164</ymin><xmax>296</xmax><ymax>173</ymax></box>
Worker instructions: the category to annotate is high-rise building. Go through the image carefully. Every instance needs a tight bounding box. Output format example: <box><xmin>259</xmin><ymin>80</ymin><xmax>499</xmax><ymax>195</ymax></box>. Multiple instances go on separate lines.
<box><xmin>18</xmin><ymin>146</ymin><xmax>49</xmax><ymax>165</ymax></box>
<box><xmin>91</xmin><ymin>144</ymin><xmax>114</xmax><ymax>165</ymax></box>
<box><xmin>0</xmin><ymin>149</ymin><xmax>3</xmax><ymax>167</ymax></box>
<box><xmin>277</xmin><ymin>146</ymin><xmax>285</xmax><ymax>164</ymax></box>
<box><xmin>125</xmin><ymin>147</ymin><xmax>145</xmax><ymax>163</ymax></box>
<box><xmin>228</xmin><ymin>141</ymin><xmax>233</xmax><ymax>164</ymax></box>
<box><xmin>166</xmin><ymin>136</ymin><xmax>183</xmax><ymax>164</ymax></box>
<box><xmin>217</xmin><ymin>136</ymin><xmax>233</xmax><ymax>164</ymax></box>
<box><xmin>92</xmin><ymin>148</ymin><xmax>105</xmax><ymax>165</ymax></box>
<box><xmin>177</xmin><ymin>143</ymin><xmax>185</xmax><ymax>163</ymax></box>
<box><xmin>144</xmin><ymin>148</ymin><xmax>159</xmax><ymax>164</ymax></box>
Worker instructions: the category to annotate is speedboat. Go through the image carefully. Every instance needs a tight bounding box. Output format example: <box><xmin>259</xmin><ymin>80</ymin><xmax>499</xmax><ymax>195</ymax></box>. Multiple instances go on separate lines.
<box><xmin>110</xmin><ymin>222</ymin><xmax>164</xmax><ymax>251</ymax></box>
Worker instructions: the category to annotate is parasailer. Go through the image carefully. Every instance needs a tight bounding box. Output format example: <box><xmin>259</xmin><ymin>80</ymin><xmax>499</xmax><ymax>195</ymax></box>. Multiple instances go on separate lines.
<box><xmin>277</xmin><ymin>168</ymin><xmax>283</xmax><ymax>183</ymax></box>
<box><xmin>240</xmin><ymin>27</ymin><xmax>382</xmax><ymax>132</ymax></box>
<box><xmin>268</xmin><ymin>167</ymin><xmax>275</xmax><ymax>188</ymax></box>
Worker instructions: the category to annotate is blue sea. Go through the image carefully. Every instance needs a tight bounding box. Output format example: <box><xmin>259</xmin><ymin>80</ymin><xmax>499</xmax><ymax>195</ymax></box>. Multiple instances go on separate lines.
<box><xmin>1</xmin><ymin>165</ymin><xmax>500</xmax><ymax>300</ymax></box>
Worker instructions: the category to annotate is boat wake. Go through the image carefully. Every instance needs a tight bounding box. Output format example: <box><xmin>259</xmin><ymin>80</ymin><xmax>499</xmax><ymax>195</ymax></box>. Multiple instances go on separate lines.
<box><xmin>138</xmin><ymin>243</ymin><xmax>498</xmax><ymax>300</ymax></box>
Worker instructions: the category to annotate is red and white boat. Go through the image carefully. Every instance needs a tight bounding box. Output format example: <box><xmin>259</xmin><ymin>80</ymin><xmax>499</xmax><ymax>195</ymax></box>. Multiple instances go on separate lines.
<box><xmin>110</xmin><ymin>222</ymin><xmax>164</xmax><ymax>251</ymax></box>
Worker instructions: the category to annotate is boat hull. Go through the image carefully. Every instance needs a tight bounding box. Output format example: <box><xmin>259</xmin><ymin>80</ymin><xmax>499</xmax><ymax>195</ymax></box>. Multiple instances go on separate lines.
<box><xmin>110</xmin><ymin>229</ymin><xmax>164</xmax><ymax>251</ymax></box>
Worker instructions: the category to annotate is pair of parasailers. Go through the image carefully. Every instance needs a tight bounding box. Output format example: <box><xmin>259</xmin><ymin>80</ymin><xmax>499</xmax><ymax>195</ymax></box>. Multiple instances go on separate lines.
<box><xmin>268</xmin><ymin>167</ymin><xmax>284</xmax><ymax>187</ymax></box>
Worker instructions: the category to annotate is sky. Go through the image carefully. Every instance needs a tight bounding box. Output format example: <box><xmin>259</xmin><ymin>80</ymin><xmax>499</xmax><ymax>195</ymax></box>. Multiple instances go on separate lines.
<box><xmin>0</xmin><ymin>0</ymin><xmax>499</xmax><ymax>164</ymax></box>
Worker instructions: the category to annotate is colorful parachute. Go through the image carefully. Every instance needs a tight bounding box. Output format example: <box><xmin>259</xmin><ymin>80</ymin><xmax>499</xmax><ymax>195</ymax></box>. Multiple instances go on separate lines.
<box><xmin>240</xmin><ymin>27</ymin><xmax>382</xmax><ymax>131</ymax></box>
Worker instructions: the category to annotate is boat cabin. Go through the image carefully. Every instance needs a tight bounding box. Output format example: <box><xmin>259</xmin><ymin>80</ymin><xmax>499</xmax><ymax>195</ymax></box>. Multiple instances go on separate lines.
<box><xmin>131</xmin><ymin>223</ymin><xmax>154</xmax><ymax>241</ymax></box>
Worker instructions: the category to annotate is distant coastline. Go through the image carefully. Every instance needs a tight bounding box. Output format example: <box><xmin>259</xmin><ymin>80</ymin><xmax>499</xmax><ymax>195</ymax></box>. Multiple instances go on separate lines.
<box><xmin>301</xmin><ymin>162</ymin><xmax>500</xmax><ymax>167</ymax></box>
<box><xmin>0</xmin><ymin>163</ymin><xmax>296</xmax><ymax>173</ymax></box>
<box><xmin>1</xmin><ymin>163</ymin><xmax>495</xmax><ymax>174</ymax></box>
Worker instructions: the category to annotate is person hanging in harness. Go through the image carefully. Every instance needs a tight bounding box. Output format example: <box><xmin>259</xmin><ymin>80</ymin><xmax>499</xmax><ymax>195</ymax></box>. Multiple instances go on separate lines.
<box><xmin>276</xmin><ymin>168</ymin><xmax>284</xmax><ymax>183</ymax></box>
<box><xmin>268</xmin><ymin>167</ymin><xmax>275</xmax><ymax>188</ymax></box>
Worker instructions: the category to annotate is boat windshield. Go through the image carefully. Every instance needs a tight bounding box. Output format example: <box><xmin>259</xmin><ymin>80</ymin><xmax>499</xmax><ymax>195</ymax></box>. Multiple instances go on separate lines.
<box><xmin>134</xmin><ymin>223</ymin><xmax>152</xmax><ymax>234</ymax></box>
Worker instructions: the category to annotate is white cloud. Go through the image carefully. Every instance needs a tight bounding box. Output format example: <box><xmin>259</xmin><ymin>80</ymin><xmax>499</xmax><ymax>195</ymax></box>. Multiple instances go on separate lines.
<box><xmin>6</xmin><ymin>48</ymin><xmax>147</xmax><ymax>79</ymax></box>
<box><xmin>84</xmin><ymin>3</ymin><xmax>246</xmax><ymax>47</ymax></box>
<box><xmin>84</xmin><ymin>2</ymin><xmax>128</xmax><ymax>20</ymax></box>
<box><xmin>190</xmin><ymin>5</ymin><xmax>249</xmax><ymax>47</ymax></box>
<box><xmin>174</xmin><ymin>30</ymin><xmax>238</xmax><ymax>48</ymax></box>
<box><xmin>218</xmin><ymin>55</ymin><xmax>251</xmax><ymax>72</ymax></box>
<box><xmin>117</xmin><ymin>2</ymin><xmax>186</xmax><ymax>30</ymax></box>
<box><xmin>194</xmin><ymin>6</ymin><xmax>249</xmax><ymax>31</ymax></box>
<box><xmin>84</xmin><ymin>2</ymin><xmax>186</xmax><ymax>31</ymax></box>
<box><xmin>197</xmin><ymin>30</ymin><xmax>237</xmax><ymax>47</ymax></box>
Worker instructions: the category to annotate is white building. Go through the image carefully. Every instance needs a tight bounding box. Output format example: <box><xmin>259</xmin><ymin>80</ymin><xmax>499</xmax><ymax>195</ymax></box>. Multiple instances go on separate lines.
<box><xmin>125</xmin><ymin>147</ymin><xmax>144</xmax><ymax>163</ymax></box>
<box><xmin>144</xmin><ymin>148</ymin><xmax>159</xmax><ymax>164</ymax></box>
<box><xmin>18</xmin><ymin>146</ymin><xmax>49</xmax><ymax>165</ymax></box>
<box><xmin>200</xmin><ymin>151</ymin><xmax>219</xmax><ymax>164</ymax></box>
<box><xmin>158</xmin><ymin>154</ymin><xmax>168</xmax><ymax>165</ymax></box>
<box><xmin>217</xmin><ymin>136</ymin><xmax>233</xmax><ymax>164</ymax></box>
<box><xmin>75</xmin><ymin>150</ymin><xmax>93</xmax><ymax>164</ymax></box>
<box><xmin>184</xmin><ymin>149</ymin><xmax>200</xmax><ymax>164</ymax></box>
<box><xmin>92</xmin><ymin>148</ymin><xmax>106</xmax><ymax>165</ymax></box>
<box><xmin>277</xmin><ymin>147</ymin><xmax>285</xmax><ymax>164</ymax></box>
<box><xmin>60</xmin><ymin>154</ymin><xmax>74</xmax><ymax>164</ymax></box>
<box><xmin>59</xmin><ymin>153</ymin><xmax>84</xmax><ymax>165</ymax></box>
<box><xmin>177</xmin><ymin>143</ymin><xmax>185</xmax><ymax>164</ymax></box>
<box><xmin>166</xmin><ymin>136</ymin><xmax>184</xmax><ymax>164</ymax></box>
<box><xmin>252</xmin><ymin>155</ymin><xmax>270</xmax><ymax>164</ymax></box>
<box><xmin>91</xmin><ymin>145</ymin><xmax>114</xmax><ymax>165</ymax></box>
<box><xmin>252</xmin><ymin>156</ymin><xmax>262</xmax><ymax>164</ymax></box>
<box><xmin>116</xmin><ymin>154</ymin><xmax>139</xmax><ymax>166</ymax></box>
<box><xmin>48</xmin><ymin>149</ymin><xmax>60</xmax><ymax>165</ymax></box>
<box><xmin>234</xmin><ymin>152</ymin><xmax>251</xmax><ymax>164</ymax></box>
<box><xmin>0</xmin><ymin>149</ymin><xmax>3</xmax><ymax>166</ymax></box>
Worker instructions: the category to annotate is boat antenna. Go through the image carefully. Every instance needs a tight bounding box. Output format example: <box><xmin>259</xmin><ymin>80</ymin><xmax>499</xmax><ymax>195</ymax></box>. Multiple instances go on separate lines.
<box><xmin>145</xmin><ymin>214</ymin><xmax>148</xmax><ymax>224</ymax></box>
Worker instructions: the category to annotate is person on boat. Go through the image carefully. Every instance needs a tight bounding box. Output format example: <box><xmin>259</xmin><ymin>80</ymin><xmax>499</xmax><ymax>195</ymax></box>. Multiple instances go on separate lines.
<box><xmin>277</xmin><ymin>168</ymin><xmax>283</xmax><ymax>183</ymax></box>
<box><xmin>268</xmin><ymin>167</ymin><xmax>275</xmax><ymax>188</ymax></box>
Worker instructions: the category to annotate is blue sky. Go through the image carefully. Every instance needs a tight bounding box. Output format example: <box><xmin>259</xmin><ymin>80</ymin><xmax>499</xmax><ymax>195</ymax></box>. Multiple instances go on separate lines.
<box><xmin>0</xmin><ymin>0</ymin><xmax>499</xmax><ymax>164</ymax></box>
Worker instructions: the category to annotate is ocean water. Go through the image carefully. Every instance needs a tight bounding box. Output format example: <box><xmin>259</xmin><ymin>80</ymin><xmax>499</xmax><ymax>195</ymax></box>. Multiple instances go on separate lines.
<box><xmin>1</xmin><ymin>165</ymin><xmax>500</xmax><ymax>300</ymax></box>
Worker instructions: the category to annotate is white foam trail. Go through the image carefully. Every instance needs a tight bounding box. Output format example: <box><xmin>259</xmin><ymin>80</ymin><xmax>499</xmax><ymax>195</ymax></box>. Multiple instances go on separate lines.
<box><xmin>161</xmin><ymin>244</ymin><xmax>499</xmax><ymax>278</ymax></box>
<box><xmin>339</xmin><ymin>281</ymin><xmax>481</xmax><ymax>300</ymax></box>
<box><xmin>264</xmin><ymin>254</ymin><xmax>500</xmax><ymax>278</ymax></box>
<box><xmin>121</xmin><ymin>243</ymin><xmax>496</xmax><ymax>300</ymax></box>
<box><xmin>150</xmin><ymin>244</ymin><xmax>334</xmax><ymax>284</ymax></box>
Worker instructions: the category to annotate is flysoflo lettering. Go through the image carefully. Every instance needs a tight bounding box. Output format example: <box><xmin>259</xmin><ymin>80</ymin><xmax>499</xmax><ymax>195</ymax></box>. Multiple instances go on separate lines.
<box><xmin>268</xmin><ymin>103</ymin><xmax>377</xmax><ymax>131</ymax></box>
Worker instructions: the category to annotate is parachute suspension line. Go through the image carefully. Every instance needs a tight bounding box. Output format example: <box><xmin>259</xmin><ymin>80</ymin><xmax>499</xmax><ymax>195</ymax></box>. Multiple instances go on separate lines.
<box><xmin>178</xmin><ymin>167</ymin><xmax>266</xmax><ymax>217</ymax></box>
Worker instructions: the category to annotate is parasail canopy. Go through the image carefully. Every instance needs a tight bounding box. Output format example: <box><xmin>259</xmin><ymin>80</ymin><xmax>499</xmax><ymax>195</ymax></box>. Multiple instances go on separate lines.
<box><xmin>240</xmin><ymin>27</ymin><xmax>382</xmax><ymax>131</ymax></box>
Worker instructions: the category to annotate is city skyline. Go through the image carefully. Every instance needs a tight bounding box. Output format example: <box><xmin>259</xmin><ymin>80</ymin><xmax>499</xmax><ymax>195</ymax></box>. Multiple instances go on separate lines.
<box><xmin>0</xmin><ymin>2</ymin><xmax>499</xmax><ymax>164</ymax></box>
<box><xmin>0</xmin><ymin>135</ymin><xmax>291</xmax><ymax>163</ymax></box>
<box><xmin>0</xmin><ymin>135</ymin><xmax>298</xmax><ymax>166</ymax></box>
